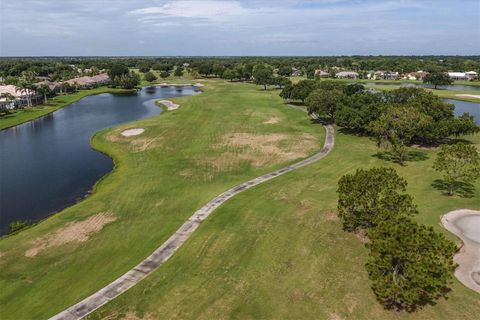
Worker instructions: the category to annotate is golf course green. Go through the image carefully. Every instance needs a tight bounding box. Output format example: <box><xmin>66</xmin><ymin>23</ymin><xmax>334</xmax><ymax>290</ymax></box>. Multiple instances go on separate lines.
<box><xmin>0</xmin><ymin>80</ymin><xmax>479</xmax><ymax>319</ymax></box>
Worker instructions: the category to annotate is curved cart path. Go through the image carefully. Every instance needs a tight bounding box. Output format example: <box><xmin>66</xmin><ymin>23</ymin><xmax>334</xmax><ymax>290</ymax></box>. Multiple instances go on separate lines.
<box><xmin>51</xmin><ymin>116</ymin><xmax>334</xmax><ymax>320</ymax></box>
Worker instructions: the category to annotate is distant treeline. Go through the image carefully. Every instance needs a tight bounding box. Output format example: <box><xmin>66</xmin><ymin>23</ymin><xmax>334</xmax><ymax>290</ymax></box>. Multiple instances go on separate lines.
<box><xmin>1</xmin><ymin>56</ymin><xmax>480</xmax><ymax>79</ymax></box>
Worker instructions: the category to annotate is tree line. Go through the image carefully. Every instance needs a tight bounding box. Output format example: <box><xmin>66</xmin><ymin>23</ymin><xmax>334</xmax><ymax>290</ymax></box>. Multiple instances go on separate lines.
<box><xmin>280</xmin><ymin>81</ymin><xmax>479</xmax><ymax>165</ymax></box>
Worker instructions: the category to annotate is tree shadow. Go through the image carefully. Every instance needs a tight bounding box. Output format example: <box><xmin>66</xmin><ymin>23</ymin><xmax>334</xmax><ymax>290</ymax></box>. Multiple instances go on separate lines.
<box><xmin>431</xmin><ymin>179</ymin><xmax>476</xmax><ymax>198</ymax></box>
<box><xmin>372</xmin><ymin>150</ymin><xmax>429</xmax><ymax>164</ymax></box>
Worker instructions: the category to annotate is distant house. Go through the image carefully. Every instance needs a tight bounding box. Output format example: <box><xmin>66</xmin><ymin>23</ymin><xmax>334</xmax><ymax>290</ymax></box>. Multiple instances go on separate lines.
<box><xmin>63</xmin><ymin>73</ymin><xmax>111</xmax><ymax>89</ymax></box>
<box><xmin>465</xmin><ymin>71</ymin><xmax>478</xmax><ymax>81</ymax></box>
<box><xmin>35</xmin><ymin>80</ymin><xmax>64</xmax><ymax>94</ymax></box>
<box><xmin>291</xmin><ymin>67</ymin><xmax>302</xmax><ymax>77</ymax></box>
<box><xmin>336</xmin><ymin>71</ymin><xmax>359</xmax><ymax>79</ymax></box>
<box><xmin>315</xmin><ymin>70</ymin><xmax>329</xmax><ymax>78</ymax></box>
<box><xmin>404</xmin><ymin>70</ymin><xmax>429</xmax><ymax>80</ymax></box>
<box><xmin>0</xmin><ymin>85</ymin><xmax>39</xmax><ymax>109</ymax></box>
<box><xmin>448</xmin><ymin>72</ymin><xmax>468</xmax><ymax>81</ymax></box>
<box><xmin>369</xmin><ymin>71</ymin><xmax>398</xmax><ymax>80</ymax></box>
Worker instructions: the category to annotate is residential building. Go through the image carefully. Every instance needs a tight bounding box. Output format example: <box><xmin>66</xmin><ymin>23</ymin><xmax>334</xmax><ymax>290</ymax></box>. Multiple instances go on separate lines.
<box><xmin>448</xmin><ymin>72</ymin><xmax>468</xmax><ymax>81</ymax></box>
<box><xmin>315</xmin><ymin>70</ymin><xmax>329</xmax><ymax>78</ymax></box>
<box><xmin>0</xmin><ymin>85</ymin><xmax>40</xmax><ymax>109</ymax></box>
<box><xmin>336</xmin><ymin>71</ymin><xmax>359</xmax><ymax>79</ymax></box>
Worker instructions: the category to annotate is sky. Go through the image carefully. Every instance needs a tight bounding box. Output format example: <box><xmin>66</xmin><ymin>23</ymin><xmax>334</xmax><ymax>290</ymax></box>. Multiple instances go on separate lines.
<box><xmin>0</xmin><ymin>0</ymin><xmax>479</xmax><ymax>56</ymax></box>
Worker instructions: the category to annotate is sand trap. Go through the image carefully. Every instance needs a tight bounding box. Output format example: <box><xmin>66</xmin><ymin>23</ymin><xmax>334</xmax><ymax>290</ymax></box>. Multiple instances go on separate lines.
<box><xmin>158</xmin><ymin>100</ymin><xmax>180</xmax><ymax>111</ymax></box>
<box><xmin>194</xmin><ymin>83</ymin><xmax>204</xmax><ymax>87</ymax></box>
<box><xmin>121</xmin><ymin>128</ymin><xmax>145</xmax><ymax>137</ymax></box>
<box><xmin>455</xmin><ymin>94</ymin><xmax>480</xmax><ymax>99</ymax></box>
<box><xmin>442</xmin><ymin>209</ymin><xmax>480</xmax><ymax>293</ymax></box>
<box><xmin>25</xmin><ymin>212</ymin><xmax>117</xmax><ymax>257</ymax></box>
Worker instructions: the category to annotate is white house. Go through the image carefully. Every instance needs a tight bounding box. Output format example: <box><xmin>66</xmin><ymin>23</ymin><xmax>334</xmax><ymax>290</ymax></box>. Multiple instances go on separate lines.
<box><xmin>465</xmin><ymin>71</ymin><xmax>478</xmax><ymax>80</ymax></box>
<box><xmin>336</xmin><ymin>71</ymin><xmax>359</xmax><ymax>79</ymax></box>
<box><xmin>448</xmin><ymin>72</ymin><xmax>468</xmax><ymax>81</ymax></box>
<box><xmin>315</xmin><ymin>70</ymin><xmax>329</xmax><ymax>78</ymax></box>
<box><xmin>368</xmin><ymin>71</ymin><xmax>399</xmax><ymax>80</ymax></box>
<box><xmin>0</xmin><ymin>85</ymin><xmax>39</xmax><ymax>109</ymax></box>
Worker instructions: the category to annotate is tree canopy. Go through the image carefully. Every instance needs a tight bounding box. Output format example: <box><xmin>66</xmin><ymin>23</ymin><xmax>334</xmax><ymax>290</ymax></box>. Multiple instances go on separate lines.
<box><xmin>337</xmin><ymin>167</ymin><xmax>417</xmax><ymax>232</ymax></box>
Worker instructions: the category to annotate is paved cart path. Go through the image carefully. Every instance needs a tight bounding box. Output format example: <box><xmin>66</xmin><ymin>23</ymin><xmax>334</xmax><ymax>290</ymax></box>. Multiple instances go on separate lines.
<box><xmin>51</xmin><ymin>114</ymin><xmax>334</xmax><ymax>320</ymax></box>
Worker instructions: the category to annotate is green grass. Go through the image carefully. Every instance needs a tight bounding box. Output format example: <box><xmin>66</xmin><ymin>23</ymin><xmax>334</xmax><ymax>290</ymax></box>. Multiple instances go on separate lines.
<box><xmin>0</xmin><ymin>87</ymin><xmax>134</xmax><ymax>130</ymax></box>
<box><xmin>0</xmin><ymin>80</ymin><xmax>478</xmax><ymax>319</ymax></box>
<box><xmin>0</xmin><ymin>80</ymin><xmax>325</xmax><ymax>319</ymax></box>
<box><xmin>86</xmin><ymin>131</ymin><xmax>480</xmax><ymax>320</ymax></box>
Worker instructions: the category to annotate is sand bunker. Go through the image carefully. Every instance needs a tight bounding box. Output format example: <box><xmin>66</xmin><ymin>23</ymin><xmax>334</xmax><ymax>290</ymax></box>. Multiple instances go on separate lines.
<box><xmin>25</xmin><ymin>212</ymin><xmax>116</xmax><ymax>257</ymax></box>
<box><xmin>455</xmin><ymin>94</ymin><xmax>480</xmax><ymax>99</ymax></box>
<box><xmin>194</xmin><ymin>83</ymin><xmax>204</xmax><ymax>87</ymax></box>
<box><xmin>442</xmin><ymin>209</ymin><xmax>480</xmax><ymax>293</ymax></box>
<box><xmin>121</xmin><ymin>128</ymin><xmax>145</xmax><ymax>137</ymax></box>
<box><xmin>157</xmin><ymin>100</ymin><xmax>180</xmax><ymax>111</ymax></box>
<box><xmin>201</xmin><ymin>132</ymin><xmax>318</xmax><ymax>170</ymax></box>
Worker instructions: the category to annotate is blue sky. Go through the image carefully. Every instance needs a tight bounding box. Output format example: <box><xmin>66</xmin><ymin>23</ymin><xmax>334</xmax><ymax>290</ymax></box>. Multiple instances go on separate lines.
<box><xmin>1</xmin><ymin>0</ymin><xmax>479</xmax><ymax>56</ymax></box>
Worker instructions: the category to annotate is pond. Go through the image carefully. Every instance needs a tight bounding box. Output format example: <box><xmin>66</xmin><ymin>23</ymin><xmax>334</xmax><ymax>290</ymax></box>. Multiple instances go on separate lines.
<box><xmin>0</xmin><ymin>86</ymin><xmax>200</xmax><ymax>234</ymax></box>
<box><xmin>364</xmin><ymin>82</ymin><xmax>480</xmax><ymax>91</ymax></box>
<box><xmin>446</xmin><ymin>99</ymin><xmax>480</xmax><ymax>125</ymax></box>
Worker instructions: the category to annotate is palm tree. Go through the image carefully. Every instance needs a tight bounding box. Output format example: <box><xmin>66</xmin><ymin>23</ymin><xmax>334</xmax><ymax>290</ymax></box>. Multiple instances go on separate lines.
<box><xmin>0</xmin><ymin>93</ymin><xmax>16</xmax><ymax>114</ymax></box>
<box><xmin>16</xmin><ymin>81</ymin><xmax>33</xmax><ymax>107</ymax></box>
<box><xmin>35</xmin><ymin>84</ymin><xmax>51</xmax><ymax>104</ymax></box>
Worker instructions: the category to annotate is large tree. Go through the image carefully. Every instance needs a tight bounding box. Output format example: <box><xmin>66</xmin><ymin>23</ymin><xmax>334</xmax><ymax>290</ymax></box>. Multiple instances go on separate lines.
<box><xmin>433</xmin><ymin>143</ymin><xmax>480</xmax><ymax>195</ymax></box>
<box><xmin>306</xmin><ymin>88</ymin><xmax>344</xmax><ymax>122</ymax></box>
<box><xmin>366</xmin><ymin>216</ymin><xmax>457</xmax><ymax>311</ymax></box>
<box><xmin>290</xmin><ymin>80</ymin><xmax>317</xmax><ymax>103</ymax></box>
<box><xmin>253</xmin><ymin>65</ymin><xmax>274</xmax><ymax>90</ymax></box>
<box><xmin>423</xmin><ymin>71</ymin><xmax>453</xmax><ymax>89</ymax></box>
<box><xmin>35</xmin><ymin>84</ymin><xmax>51</xmax><ymax>104</ymax></box>
<box><xmin>369</xmin><ymin>107</ymin><xmax>432</xmax><ymax>165</ymax></box>
<box><xmin>144</xmin><ymin>71</ymin><xmax>157</xmax><ymax>83</ymax></box>
<box><xmin>337</xmin><ymin>167</ymin><xmax>417</xmax><ymax>232</ymax></box>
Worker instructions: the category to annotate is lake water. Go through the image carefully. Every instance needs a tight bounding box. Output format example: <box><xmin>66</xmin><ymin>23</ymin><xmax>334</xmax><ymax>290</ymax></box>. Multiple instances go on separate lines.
<box><xmin>0</xmin><ymin>86</ymin><xmax>199</xmax><ymax>234</ymax></box>
<box><xmin>446</xmin><ymin>99</ymin><xmax>480</xmax><ymax>125</ymax></box>
<box><xmin>365</xmin><ymin>82</ymin><xmax>480</xmax><ymax>91</ymax></box>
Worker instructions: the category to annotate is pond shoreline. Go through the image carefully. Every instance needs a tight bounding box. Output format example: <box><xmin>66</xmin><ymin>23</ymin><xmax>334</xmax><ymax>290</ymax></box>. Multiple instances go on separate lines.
<box><xmin>0</xmin><ymin>85</ymin><xmax>199</xmax><ymax>235</ymax></box>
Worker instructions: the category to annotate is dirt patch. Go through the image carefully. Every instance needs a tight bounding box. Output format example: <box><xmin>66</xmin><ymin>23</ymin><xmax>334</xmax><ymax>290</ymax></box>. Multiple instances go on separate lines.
<box><xmin>201</xmin><ymin>132</ymin><xmax>318</xmax><ymax>170</ymax></box>
<box><xmin>322</xmin><ymin>211</ymin><xmax>339</xmax><ymax>221</ymax></box>
<box><xmin>263</xmin><ymin>116</ymin><xmax>281</xmax><ymax>124</ymax></box>
<box><xmin>129</xmin><ymin>137</ymin><xmax>161</xmax><ymax>152</ymax></box>
<box><xmin>25</xmin><ymin>212</ymin><xmax>116</xmax><ymax>257</ymax></box>
<box><xmin>355</xmin><ymin>230</ymin><xmax>369</xmax><ymax>244</ymax></box>
<box><xmin>179</xmin><ymin>168</ymin><xmax>194</xmax><ymax>177</ymax></box>
<box><xmin>122</xmin><ymin>311</ymin><xmax>156</xmax><ymax>320</ymax></box>
<box><xmin>121</xmin><ymin>128</ymin><xmax>144</xmax><ymax>137</ymax></box>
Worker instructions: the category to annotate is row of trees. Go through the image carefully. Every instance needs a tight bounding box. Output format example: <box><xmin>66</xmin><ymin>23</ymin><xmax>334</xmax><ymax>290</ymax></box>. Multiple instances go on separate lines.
<box><xmin>337</xmin><ymin>167</ymin><xmax>457</xmax><ymax>311</ymax></box>
<box><xmin>4</xmin><ymin>57</ymin><xmax>478</xmax><ymax>85</ymax></box>
<box><xmin>280</xmin><ymin>81</ymin><xmax>479</xmax><ymax>164</ymax></box>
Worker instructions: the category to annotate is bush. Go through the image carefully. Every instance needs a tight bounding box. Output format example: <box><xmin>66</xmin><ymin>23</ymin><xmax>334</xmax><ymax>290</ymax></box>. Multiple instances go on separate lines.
<box><xmin>9</xmin><ymin>220</ymin><xmax>32</xmax><ymax>233</ymax></box>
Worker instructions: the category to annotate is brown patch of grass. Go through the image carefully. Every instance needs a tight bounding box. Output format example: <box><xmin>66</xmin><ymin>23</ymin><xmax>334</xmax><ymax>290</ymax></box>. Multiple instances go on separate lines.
<box><xmin>322</xmin><ymin>212</ymin><xmax>339</xmax><ymax>221</ymax></box>
<box><xmin>263</xmin><ymin>116</ymin><xmax>281</xmax><ymax>124</ymax></box>
<box><xmin>200</xmin><ymin>132</ymin><xmax>318</xmax><ymax>171</ymax></box>
<box><xmin>129</xmin><ymin>137</ymin><xmax>161</xmax><ymax>152</ymax></box>
<box><xmin>355</xmin><ymin>230</ymin><xmax>369</xmax><ymax>244</ymax></box>
<box><xmin>25</xmin><ymin>212</ymin><xmax>116</xmax><ymax>257</ymax></box>
<box><xmin>122</xmin><ymin>311</ymin><xmax>156</xmax><ymax>320</ymax></box>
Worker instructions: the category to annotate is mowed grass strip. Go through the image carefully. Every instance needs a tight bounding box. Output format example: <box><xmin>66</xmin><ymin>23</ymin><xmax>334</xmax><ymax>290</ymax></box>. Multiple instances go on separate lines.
<box><xmin>88</xmin><ymin>131</ymin><xmax>480</xmax><ymax>319</ymax></box>
<box><xmin>0</xmin><ymin>80</ymin><xmax>325</xmax><ymax>319</ymax></box>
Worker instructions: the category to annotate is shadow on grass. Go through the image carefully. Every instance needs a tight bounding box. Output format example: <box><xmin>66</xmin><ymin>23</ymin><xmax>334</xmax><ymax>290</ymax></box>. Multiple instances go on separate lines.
<box><xmin>372</xmin><ymin>150</ymin><xmax>429</xmax><ymax>164</ymax></box>
<box><xmin>431</xmin><ymin>179</ymin><xmax>476</xmax><ymax>198</ymax></box>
